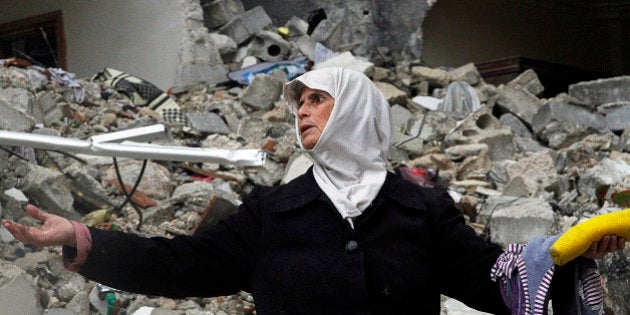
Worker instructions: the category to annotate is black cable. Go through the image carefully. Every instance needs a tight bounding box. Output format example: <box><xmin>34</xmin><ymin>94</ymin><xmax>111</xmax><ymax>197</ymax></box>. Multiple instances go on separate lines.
<box><xmin>48</xmin><ymin>149</ymin><xmax>87</xmax><ymax>164</ymax></box>
<box><xmin>113</xmin><ymin>157</ymin><xmax>147</xmax><ymax>230</ymax></box>
<box><xmin>0</xmin><ymin>145</ymin><xmax>29</xmax><ymax>161</ymax></box>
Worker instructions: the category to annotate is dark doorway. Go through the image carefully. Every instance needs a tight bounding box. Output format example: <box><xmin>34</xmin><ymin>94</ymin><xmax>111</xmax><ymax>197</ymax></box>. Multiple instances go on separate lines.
<box><xmin>0</xmin><ymin>10</ymin><xmax>66</xmax><ymax>69</ymax></box>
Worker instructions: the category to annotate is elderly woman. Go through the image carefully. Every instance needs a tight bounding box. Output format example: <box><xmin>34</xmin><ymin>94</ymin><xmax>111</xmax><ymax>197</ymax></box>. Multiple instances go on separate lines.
<box><xmin>3</xmin><ymin>67</ymin><xmax>625</xmax><ymax>314</ymax></box>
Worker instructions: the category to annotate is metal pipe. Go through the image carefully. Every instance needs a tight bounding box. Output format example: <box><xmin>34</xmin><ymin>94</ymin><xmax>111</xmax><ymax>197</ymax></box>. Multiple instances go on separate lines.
<box><xmin>0</xmin><ymin>125</ymin><xmax>266</xmax><ymax>167</ymax></box>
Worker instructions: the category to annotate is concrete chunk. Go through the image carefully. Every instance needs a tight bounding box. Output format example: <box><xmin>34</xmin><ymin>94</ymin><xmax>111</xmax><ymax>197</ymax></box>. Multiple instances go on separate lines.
<box><xmin>218</xmin><ymin>6</ymin><xmax>271</xmax><ymax>44</ymax></box>
<box><xmin>202</xmin><ymin>0</ymin><xmax>244</xmax><ymax>29</ymax></box>
<box><xmin>19</xmin><ymin>164</ymin><xmax>75</xmax><ymax>218</ymax></box>
<box><xmin>499</xmin><ymin>113</ymin><xmax>533</xmax><ymax>138</ymax></box>
<box><xmin>496</xmin><ymin>84</ymin><xmax>542</xmax><ymax>126</ymax></box>
<box><xmin>0</xmin><ymin>98</ymin><xmax>36</xmax><ymax>131</ymax></box>
<box><xmin>485</xmin><ymin>196</ymin><xmax>555</xmax><ymax>246</ymax></box>
<box><xmin>508</xmin><ymin>69</ymin><xmax>544</xmax><ymax>96</ymax></box>
<box><xmin>448</xmin><ymin>63</ymin><xmax>481</xmax><ymax>86</ymax></box>
<box><xmin>0</xmin><ymin>260</ymin><xmax>41</xmax><ymax>315</ymax></box>
<box><xmin>374</xmin><ymin>81</ymin><xmax>407</xmax><ymax>106</ymax></box>
<box><xmin>569</xmin><ymin>76</ymin><xmax>630</xmax><ymax>107</ymax></box>
<box><xmin>240</xmin><ymin>74</ymin><xmax>284</xmax><ymax>110</ymax></box>
<box><xmin>246</xmin><ymin>31</ymin><xmax>291</xmax><ymax>62</ymax></box>
<box><xmin>187</xmin><ymin>112</ymin><xmax>231</xmax><ymax>134</ymax></box>
<box><xmin>532</xmin><ymin>100</ymin><xmax>606</xmax><ymax>148</ymax></box>
<box><xmin>411</xmin><ymin>66</ymin><xmax>451</xmax><ymax>87</ymax></box>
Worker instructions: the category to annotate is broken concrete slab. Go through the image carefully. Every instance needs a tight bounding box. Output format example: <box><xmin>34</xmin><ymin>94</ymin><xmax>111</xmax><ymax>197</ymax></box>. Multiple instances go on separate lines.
<box><xmin>18</xmin><ymin>163</ymin><xmax>75</xmax><ymax>218</ymax></box>
<box><xmin>0</xmin><ymin>260</ymin><xmax>41</xmax><ymax>315</ymax></box>
<box><xmin>448</xmin><ymin>63</ymin><xmax>481</xmax><ymax>86</ymax></box>
<box><xmin>496</xmin><ymin>84</ymin><xmax>542</xmax><ymax>126</ymax></box>
<box><xmin>411</xmin><ymin>66</ymin><xmax>451</xmax><ymax>87</ymax></box>
<box><xmin>508</xmin><ymin>69</ymin><xmax>544</xmax><ymax>97</ymax></box>
<box><xmin>0</xmin><ymin>87</ymin><xmax>32</xmax><ymax>116</ymax></box>
<box><xmin>218</xmin><ymin>6</ymin><xmax>272</xmax><ymax>45</ymax></box>
<box><xmin>310</xmin><ymin>7</ymin><xmax>376</xmax><ymax>56</ymax></box>
<box><xmin>569</xmin><ymin>76</ymin><xmax>630</xmax><ymax>108</ymax></box>
<box><xmin>374</xmin><ymin>81</ymin><xmax>407</xmax><ymax>106</ymax></box>
<box><xmin>0</xmin><ymin>98</ymin><xmax>36</xmax><ymax>132</ymax></box>
<box><xmin>202</xmin><ymin>0</ymin><xmax>245</xmax><ymax>29</ymax></box>
<box><xmin>499</xmin><ymin>113</ymin><xmax>533</xmax><ymax>138</ymax></box>
<box><xmin>35</xmin><ymin>91</ymin><xmax>65</xmax><ymax>127</ymax></box>
<box><xmin>599</xmin><ymin>102</ymin><xmax>630</xmax><ymax>131</ymax></box>
<box><xmin>484</xmin><ymin>196</ymin><xmax>555</xmax><ymax>246</ymax></box>
<box><xmin>240</xmin><ymin>74</ymin><xmax>284</xmax><ymax>110</ymax></box>
<box><xmin>390</xmin><ymin>105</ymin><xmax>413</xmax><ymax>133</ymax></box>
<box><xmin>532</xmin><ymin>100</ymin><xmax>607</xmax><ymax>149</ymax></box>
<box><xmin>187</xmin><ymin>112</ymin><xmax>231</xmax><ymax>134</ymax></box>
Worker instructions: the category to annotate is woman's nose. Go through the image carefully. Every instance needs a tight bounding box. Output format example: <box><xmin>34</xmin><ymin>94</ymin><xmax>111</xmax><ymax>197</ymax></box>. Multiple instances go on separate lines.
<box><xmin>298</xmin><ymin>104</ymin><xmax>309</xmax><ymax>118</ymax></box>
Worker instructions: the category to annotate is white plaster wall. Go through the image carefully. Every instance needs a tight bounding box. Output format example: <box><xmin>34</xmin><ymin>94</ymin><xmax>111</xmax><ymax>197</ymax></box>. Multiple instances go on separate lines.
<box><xmin>0</xmin><ymin>0</ymin><xmax>185</xmax><ymax>89</ymax></box>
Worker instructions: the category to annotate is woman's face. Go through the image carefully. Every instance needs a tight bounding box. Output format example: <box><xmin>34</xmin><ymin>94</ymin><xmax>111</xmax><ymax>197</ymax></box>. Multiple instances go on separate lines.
<box><xmin>297</xmin><ymin>86</ymin><xmax>335</xmax><ymax>149</ymax></box>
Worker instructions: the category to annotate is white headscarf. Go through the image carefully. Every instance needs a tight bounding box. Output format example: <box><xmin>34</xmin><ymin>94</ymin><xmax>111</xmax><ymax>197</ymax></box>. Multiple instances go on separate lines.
<box><xmin>283</xmin><ymin>67</ymin><xmax>392</xmax><ymax>226</ymax></box>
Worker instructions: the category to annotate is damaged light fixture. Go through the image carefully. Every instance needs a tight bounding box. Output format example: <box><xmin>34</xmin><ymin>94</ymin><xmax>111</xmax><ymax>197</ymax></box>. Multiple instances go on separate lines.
<box><xmin>0</xmin><ymin>124</ymin><xmax>266</xmax><ymax>166</ymax></box>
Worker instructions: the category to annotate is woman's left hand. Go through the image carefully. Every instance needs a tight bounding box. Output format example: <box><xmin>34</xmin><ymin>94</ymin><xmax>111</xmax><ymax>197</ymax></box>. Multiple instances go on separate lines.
<box><xmin>581</xmin><ymin>234</ymin><xmax>626</xmax><ymax>260</ymax></box>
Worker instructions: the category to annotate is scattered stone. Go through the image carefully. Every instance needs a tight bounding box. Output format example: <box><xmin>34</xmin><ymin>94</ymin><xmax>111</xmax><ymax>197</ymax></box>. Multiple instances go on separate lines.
<box><xmin>0</xmin><ymin>4</ymin><xmax>628</xmax><ymax>312</ymax></box>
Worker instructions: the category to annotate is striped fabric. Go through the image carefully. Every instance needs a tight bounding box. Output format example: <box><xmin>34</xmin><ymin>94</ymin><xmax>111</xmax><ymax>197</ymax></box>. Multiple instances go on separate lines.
<box><xmin>491</xmin><ymin>241</ymin><xmax>605</xmax><ymax>315</ymax></box>
<box><xmin>580</xmin><ymin>268</ymin><xmax>605</xmax><ymax>310</ymax></box>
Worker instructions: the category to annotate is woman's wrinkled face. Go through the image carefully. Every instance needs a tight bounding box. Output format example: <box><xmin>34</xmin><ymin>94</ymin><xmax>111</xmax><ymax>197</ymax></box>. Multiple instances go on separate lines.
<box><xmin>297</xmin><ymin>86</ymin><xmax>335</xmax><ymax>149</ymax></box>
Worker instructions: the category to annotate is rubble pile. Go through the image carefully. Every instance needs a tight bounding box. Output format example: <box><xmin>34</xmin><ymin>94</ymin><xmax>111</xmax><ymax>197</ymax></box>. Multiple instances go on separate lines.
<box><xmin>1</xmin><ymin>1</ymin><xmax>630</xmax><ymax>314</ymax></box>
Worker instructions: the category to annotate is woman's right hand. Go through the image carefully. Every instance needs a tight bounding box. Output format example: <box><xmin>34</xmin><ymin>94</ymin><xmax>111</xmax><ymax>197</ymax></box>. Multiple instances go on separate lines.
<box><xmin>2</xmin><ymin>204</ymin><xmax>76</xmax><ymax>247</ymax></box>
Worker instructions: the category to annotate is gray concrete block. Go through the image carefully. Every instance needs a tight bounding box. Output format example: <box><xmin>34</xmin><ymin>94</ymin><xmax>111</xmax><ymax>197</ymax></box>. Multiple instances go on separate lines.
<box><xmin>18</xmin><ymin>164</ymin><xmax>75</xmax><ymax>218</ymax></box>
<box><xmin>0</xmin><ymin>260</ymin><xmax>41</xmax><ymax>315</ymax></box>
<box><xmin>202</xmin><ymin>0</ymin><xmax>245</xmax><ymax>29</ymax></box>
<box><xmin>0</xmin><ymin>98</ymin><xmax>35</xmax><ymax>132</ymax></box>
<box><xmin>187</xmin><ymin>112</ymin><xmax>231</xmax><ymax>134</ymax></box>
<box><xmin>240</xmin><ymin>74</ymin><xmax>284</xmax><ymax>110</ymax></box>
<box><xmin>218</xmin><ymin>6</ymin><xmax>271</xmax><ymax>44</ymax></box>
<box><xmin>532</xmin><ymin>100</ymin><xmax>605</xmax><ymax>134</ymax></box>
<box><xmin>496</xmin><ymin>84</ymin><xmax>542</xmax><ymax>127</ymax></box>
<box><xmin>485</xmin><ymin>196</ymin><xmax>555</xmax><ymax>246</ymax></box>
<box><xmin>569</xmin><ymin>76</ymin><xmax>630</xmax><ymax>107</ymax></box>
<box><xmin>508</xmin><ymin>69</ymin><xmax>544</xmax><ymax>96</ymax></box>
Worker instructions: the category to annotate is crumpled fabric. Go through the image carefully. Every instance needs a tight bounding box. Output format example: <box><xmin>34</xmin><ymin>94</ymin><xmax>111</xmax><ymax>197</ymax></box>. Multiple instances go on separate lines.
<box><xmin>31</xmin><ymin>65</ymin><xmax>86</xmax><ymax>103</ymax></box>
<box><xmin>491</xmin><ymin>235</ymin><xmax>605</xmax><ymax>315</ymax></box>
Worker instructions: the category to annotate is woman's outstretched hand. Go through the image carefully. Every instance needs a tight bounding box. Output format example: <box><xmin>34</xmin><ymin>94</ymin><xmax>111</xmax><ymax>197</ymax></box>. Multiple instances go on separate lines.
<box><xmin>2</xmin><ymin>204</ymin><xmax>76</xmax><ymax>247</ymax></box>
<box><xmin>581</xmin><ymin>235</ymin><xmax>626</xmax><ymax>260</ymax></box>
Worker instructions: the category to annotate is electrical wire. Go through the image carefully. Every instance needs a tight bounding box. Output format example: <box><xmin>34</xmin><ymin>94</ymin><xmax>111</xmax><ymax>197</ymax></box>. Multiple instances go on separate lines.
<box><xmin>112</xmin><ymin>157</ymin><xmax>147</xmax><ymax>230</ymax></box>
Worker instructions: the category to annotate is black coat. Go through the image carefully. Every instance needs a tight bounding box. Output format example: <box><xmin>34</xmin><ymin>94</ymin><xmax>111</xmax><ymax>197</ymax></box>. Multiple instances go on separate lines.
<box><xmin>76</xmin><ymin>170</ymin><xmax>509</xmax><ymax>314</ymax></box>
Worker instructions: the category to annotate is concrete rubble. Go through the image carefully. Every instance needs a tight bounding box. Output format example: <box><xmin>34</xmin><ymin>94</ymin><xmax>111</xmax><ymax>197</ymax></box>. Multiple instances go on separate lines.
<box><xmin>1</xmin><ymin>0</ymin><xmax>630</xmax><ymax>314</ymax></box>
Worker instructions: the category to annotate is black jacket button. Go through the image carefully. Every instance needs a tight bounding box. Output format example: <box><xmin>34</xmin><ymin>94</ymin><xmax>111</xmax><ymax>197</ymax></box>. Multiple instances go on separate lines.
<box><xmin>345</xmin><ymin>240</ymin><xmax>358</xmax><ymax>252</ymax></box>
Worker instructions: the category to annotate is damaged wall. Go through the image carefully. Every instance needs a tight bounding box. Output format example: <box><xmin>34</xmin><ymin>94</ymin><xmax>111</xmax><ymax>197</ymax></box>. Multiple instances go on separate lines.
<box><xmin>0</xmin><ymin>0</ymin><xmax>185</xmax><ymax>89</ymax></box>
<box><xmin>423</xmin><ymin>0</ymin><xmax>630</xmax><ymax>75</ymax></box>
<box><xmin>240</xmin><ymin>0</ymin><xmax>432</xmax><ymax>58</ymax></box>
